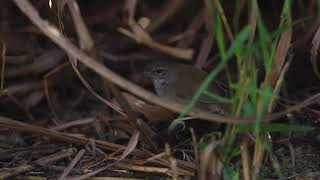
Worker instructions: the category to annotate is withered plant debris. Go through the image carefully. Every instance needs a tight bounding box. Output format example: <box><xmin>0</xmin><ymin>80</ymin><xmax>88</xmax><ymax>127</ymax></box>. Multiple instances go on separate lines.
<box><xmin>0</xmin><ymin>0</ymin><xmax>320</xmax><ymax>179</ymax></box>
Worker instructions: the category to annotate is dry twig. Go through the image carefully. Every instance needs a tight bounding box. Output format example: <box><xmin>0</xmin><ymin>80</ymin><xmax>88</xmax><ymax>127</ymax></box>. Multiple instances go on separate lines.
<box><xmin>58</xmin><ymin>149</ymin><xmax>86</xmax><ymax>180</ymax></box>
<box><xmin>0</xmin><ymin>148</ymin><xmax>76</xmax><ymax>179</ymax></box>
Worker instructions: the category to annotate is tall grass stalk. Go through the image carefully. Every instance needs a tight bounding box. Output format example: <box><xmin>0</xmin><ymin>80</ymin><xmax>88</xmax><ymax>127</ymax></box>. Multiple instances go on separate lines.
<box><xmin>168</xmin><ymin>0</ymin><xmax>309</xmax><ymax>179</ymax></box>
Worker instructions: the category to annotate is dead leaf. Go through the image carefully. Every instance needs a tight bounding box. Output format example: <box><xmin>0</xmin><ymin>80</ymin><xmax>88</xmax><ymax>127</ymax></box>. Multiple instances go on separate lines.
<box><xmin>271</xmin><ymin>21</ymin><xmax>292</xmax><ymax>87</ymax></box>
<box><xmin>199</xmin><ymin>138</ymin><xmax>222</xmax><ymax>180</ymax></box>
<box><xmin>119</xmin><ymin>130</ymin><xmax>140</xmax><ymax>160</ymax></box>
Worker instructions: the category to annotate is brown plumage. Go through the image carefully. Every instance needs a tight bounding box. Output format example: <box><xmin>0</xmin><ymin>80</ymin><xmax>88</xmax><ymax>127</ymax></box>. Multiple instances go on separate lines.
<box><xmin>144</xmin><ymin>61</ymin><xmax>229</xmax><ymax>114</ymax></box>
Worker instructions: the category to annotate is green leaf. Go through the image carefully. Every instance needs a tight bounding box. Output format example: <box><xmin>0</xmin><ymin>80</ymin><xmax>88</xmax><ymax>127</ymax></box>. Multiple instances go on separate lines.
<box><xmin>204</xmin><ymin>91</ymin><xmax>232</xmax><ymax>103</ymax></box>
<box><xmin>224</xmin><ymin>165</ymin><xmax>239</xmax><ymax>180</ymax></box>
<box><xmin>237</xmin><ymin>123</ymin><xmax>314</xmax><ymax>133</ymax></box>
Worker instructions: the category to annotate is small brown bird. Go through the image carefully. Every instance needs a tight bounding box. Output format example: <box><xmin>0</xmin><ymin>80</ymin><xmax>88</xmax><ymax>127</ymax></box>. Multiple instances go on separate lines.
<box><xmin>144</xmin><ymin>61</ymin><xmax>229</xmax><ymax>114</ymax></box>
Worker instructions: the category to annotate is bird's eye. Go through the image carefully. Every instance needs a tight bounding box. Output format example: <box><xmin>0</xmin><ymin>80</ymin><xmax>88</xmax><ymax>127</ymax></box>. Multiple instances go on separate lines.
<box><xmin>154</xmin><ymin>69</ymin><xmax>163</xmax><ymax>74</ymax></box>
